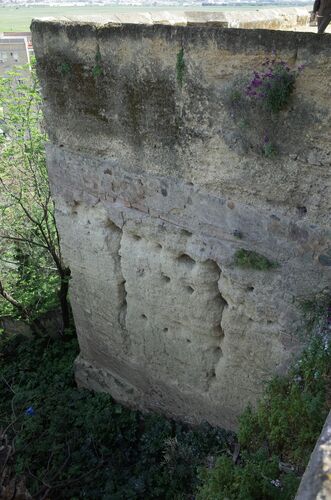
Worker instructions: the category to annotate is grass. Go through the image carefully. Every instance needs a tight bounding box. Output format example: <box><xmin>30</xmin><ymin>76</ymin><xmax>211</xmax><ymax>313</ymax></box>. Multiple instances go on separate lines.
<box><xmin>234</xmin><ymin>248</ymin><xmax>278</xmax><ymax>270</ymax></box>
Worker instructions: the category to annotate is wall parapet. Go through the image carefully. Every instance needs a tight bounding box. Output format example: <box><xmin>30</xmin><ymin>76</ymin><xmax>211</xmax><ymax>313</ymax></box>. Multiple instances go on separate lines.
<box><xmin>30</xmin><ymin>7</ymin><xmax>310</xmax><ymax>31</ymax></box>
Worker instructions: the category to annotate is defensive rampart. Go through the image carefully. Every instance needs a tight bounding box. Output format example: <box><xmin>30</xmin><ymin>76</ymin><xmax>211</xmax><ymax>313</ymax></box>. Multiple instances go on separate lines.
<box><xmin>32</xmin><ymin>16</ymin><xmax>331</xmax><ymax>428</ymax></box>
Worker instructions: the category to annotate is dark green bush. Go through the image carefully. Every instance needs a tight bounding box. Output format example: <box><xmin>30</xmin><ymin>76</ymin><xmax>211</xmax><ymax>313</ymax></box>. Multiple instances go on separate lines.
<box><xmin>197</xmin><ymin>451</ymin><xmax>298</xmax><ymax>500</ymax></box>
<box><xmin>1</xmin><ymin>307</ymin><xmax>329</xmax><ymax>499</ymax></box>
<box><xmin>0</xmin><ymin>332</ymin><xmax>232</xmax><ymax>499</ymax></box>
<box><xmin>197</xmin><ymin>333</ymin><xmax>331</xmax><ymax>500</ymax></box>
<box><xmin>239</xmin><ymin>335</ymin><xmax>331</xmax><ymax>469</ymax></box>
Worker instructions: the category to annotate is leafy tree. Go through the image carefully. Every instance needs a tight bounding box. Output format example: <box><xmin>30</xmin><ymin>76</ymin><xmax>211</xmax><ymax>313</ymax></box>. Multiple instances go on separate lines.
<box><xmin>0</xmin><ymin>64</ymin><xmax>70</xmax><ymax>333</ymax></box>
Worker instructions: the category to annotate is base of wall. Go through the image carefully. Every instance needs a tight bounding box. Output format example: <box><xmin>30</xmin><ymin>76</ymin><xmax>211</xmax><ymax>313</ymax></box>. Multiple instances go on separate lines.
<box><xmin>75</xmin><ymin>355</ymin><xmax>238</xmax><ymax>430</ymax></box>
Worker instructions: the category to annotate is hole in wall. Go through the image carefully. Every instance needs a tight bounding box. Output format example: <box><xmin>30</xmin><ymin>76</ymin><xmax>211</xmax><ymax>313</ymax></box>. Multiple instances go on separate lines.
<box><xmin>177</xmin><ymin>253</ymin><xmax>196</xmax><ymax>268</ymax></box>
<box><xmin>204</xmin><ymin>259</ymin><xmax>222</xmax><ymax>277</ymax></box>
<box><xmin>155</xmin><ymin>243</ymin><xmax>162</xmax><ymax>250</ymax></box>
<box><xmin>119</xmin><ymin>298</ymin><xmax>127</xmax><ymax>328</ymax></box>
<box><xmin>181</xmin><ymin>229</ymin><xmax>193</xmax><ymax>238</ymax></box>
<box><xmin>297</xmin><ymin>206</ymin><xmax>307</xmax><ymax>216</ymax></box>
<box><xmin>186</xmin><ymin>338</ymin><xmax>191</xmax><ymax>343</ymax></box>
<box><xmin>161</xmin><ymin>274</ymin><xmax>171</xmax><ymax>283</ymax></box>
<box><xmin>105</xmin><ymin>218</ymin><xmax>122</xmax><ymax>233</ymax></box>
<box><xmin>185</xmin><ymin>286</ymin><xmax>194</xmax><ymax>295</ymax></box>
<box><xmin>163</xmin><ymin>327</ymin><xmax>169</xmax><ymax>332</ymax></box>
<box><xmin>132</xmin><ymin>234</ymin><xmax>142</xmax><ymax>241</ymax></box>
<box><xmin>212</xmin><ymin>325</ymin><xmax>224</xmax><ymax>337</ymax></box>
<box><xmin>141</xmin><ymin>314</ymin><xmax>147</xmax><ymax>320</ymax></box>
<box><xmin>247</xmin><ymin>286</ymin><xmax>254</xmax><ymax>292</ymax></box>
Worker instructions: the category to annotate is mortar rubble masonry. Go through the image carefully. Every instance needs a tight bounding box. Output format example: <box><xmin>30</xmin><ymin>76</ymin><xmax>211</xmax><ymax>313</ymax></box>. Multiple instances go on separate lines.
<box><xmin>31</xmin><ymin>15</ymin><xmax>331</xmax><ymax>429</ymax></box>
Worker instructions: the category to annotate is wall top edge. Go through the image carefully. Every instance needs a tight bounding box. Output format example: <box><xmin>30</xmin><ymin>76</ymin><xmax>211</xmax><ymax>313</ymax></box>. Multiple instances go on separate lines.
<box><xmin>30</xmin><ymin>7</ymin><xmax>312</xmax><ymax>30</ymax></box>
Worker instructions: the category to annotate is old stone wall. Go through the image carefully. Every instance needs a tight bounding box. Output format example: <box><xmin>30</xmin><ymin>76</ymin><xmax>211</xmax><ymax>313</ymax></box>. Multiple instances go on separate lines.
<box><xmin>31</xmin><ymin>17</ymin><xmax>331</xmax><ymax>429</ymax></box>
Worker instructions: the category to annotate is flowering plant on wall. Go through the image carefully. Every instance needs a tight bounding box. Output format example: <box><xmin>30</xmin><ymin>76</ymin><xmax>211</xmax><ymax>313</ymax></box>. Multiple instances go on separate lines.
<box><xmin>225</xmin><ymin>56</ymin><xmax>304</xmax><ymax>158</ymax></box>
<box><xmin>245</xmin><ymin>59</ymin><xmax>302</xmax><ymax>113</ymax></box>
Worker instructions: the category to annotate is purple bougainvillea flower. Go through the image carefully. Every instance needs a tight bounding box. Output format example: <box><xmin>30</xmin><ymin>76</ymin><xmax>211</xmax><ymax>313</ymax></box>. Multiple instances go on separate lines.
<box><xmin>251</xmin><ymin>78</ymin><xmax>262</xmax><ymax>88</ymax></box>
<box><xmin>25</xmin><ymin>406</ymin><xmax>36</xmax><ymax>416</ymax></box>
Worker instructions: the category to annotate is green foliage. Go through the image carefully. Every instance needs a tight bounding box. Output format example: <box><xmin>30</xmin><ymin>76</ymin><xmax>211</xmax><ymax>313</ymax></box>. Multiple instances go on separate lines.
<box><xmin>197</xmin><ymin>332</ymin><xmax>330</xmax><ymax>499</ymax></box>
<box><xmin>298</xmin><ymin>292</ymin><xmax>330</xmax><ymax>332</ymax></box>
<box><xmin>197</xmin><ymin>451</ymin><xmax>298</xmax><ymax>500</ymax></box>
<box><xmin>92</xmin><ymin>47</ymin><xmax>103</xmax><ymax>78</ymax></box>
<box><xmin>239</xmin><ymin>334</ymin><xmax>331</xmax><ymax>469</ymax></box>
<box><xmin>0</xmin><ymin>333</ymin><xmax>233</xmax><ymax>498</ymax></box>
<box><xmin>263</xmin><ymin>64</ymin><xmax>296</xmax><ymax>114</ymax></box>
<box><xmin>92</xmin><ymin>64</ymin><xmax>103</xmax><ymax>78</ymax></box>
<box><xmin>263</xmin><ymin>141</ymin><xmax>278</xmax><ymax>158</ymax></box>
<box><xmin>0</xmin><ymin>246</ymin><xmax>60</xmax><ymax>320</ymax></box>
<box><xmin>0</xmin><ymin>63</ymin><xmax>69</xmax><ymax>328</ymax></box>
<box><xmin>176</xmin><ymin>48</ymin><xmax>185</xmax><ymax>88</ymax></box>
<box><xmin>234</xmin><ymin>249</ymin><xmax>278</xmax><ymax>270</ymax></box>
<box><xmin>59</xmin><ymin>62</ymin><xmax>71</xmax><ymax>75</ymax></box>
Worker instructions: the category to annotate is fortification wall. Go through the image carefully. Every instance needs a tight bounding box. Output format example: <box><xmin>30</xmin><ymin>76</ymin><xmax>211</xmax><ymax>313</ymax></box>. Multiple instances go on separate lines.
<box><xmin>32</xmin><ymin>17</ymin><xmax>331</xmax><ymax>429</ymax></box>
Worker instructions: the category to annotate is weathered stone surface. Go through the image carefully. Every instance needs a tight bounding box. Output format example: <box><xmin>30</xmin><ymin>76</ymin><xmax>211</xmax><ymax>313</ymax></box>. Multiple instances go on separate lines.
<box><xmin>32</xmin><ymin>18</ymin><xmax>331</xmax><ymax>429</ymax></box>
<box><xmin>295</xmin><ymin>411</ymin><xmax>331</xmax><ymax>500</ymax></box>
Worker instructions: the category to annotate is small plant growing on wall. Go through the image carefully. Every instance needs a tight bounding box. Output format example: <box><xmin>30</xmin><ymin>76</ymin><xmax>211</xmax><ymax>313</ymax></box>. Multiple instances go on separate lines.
<box><xmin>176</xmin><ymin>47</ymin><xmax>185</xmax><ymax>88</ymax></box>
<box><xmin>245</xmin><ymin>58</ymin><xmax>297</xmax><ymax>113</ymax></box>
<box><xmin>60</xmin><ymin>62</ymin><xmax>71</xmax><ymax>76</ymax></box>
<box><xmin>225</xmin><ymin>56</ymin><xmax>304</xmax><ymax>157</ymax></box>
<box><xmin>234</xmin><ymin>249</ymin><xmax>278</xmax><ymax>271</ymax></box>
<box><xmin>92</xmin><ymin>46</ymin><xmax>103</xmax><ymax>79</ymax></box>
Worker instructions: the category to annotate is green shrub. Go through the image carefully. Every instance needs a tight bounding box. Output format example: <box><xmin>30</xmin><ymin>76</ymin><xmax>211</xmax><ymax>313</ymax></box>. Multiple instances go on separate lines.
<box><xmin>59</xmin><ymin>62</ymin><xmax>71</xmax><ymax>75</ymax></box>
<box><xmin>197</xmin><ymin>332</ymin><xmax>330</xmax><ymax>500</ymax></box>
<box><xmin>239</xmin><ymin>335</ymin><xmax>331</xmax><ymax>469</ymax></box>
<box><xmin>197</xmin><ymin>451</ymin><xmax>298</xmax><ymax>500</ymax></box>
<box><xmin>234</xmin><ymin>249</ymin><xmax>278</xmax><ymax>270</ymax></box>
<box><xmin>0</xmin><ymin>332</ymin><xmax>232</xmax><ymax>499</ymax></box>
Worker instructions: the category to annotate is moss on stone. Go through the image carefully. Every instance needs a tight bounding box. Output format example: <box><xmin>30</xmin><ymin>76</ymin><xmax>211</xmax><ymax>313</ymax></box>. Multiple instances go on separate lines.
<box><xmin>234</xmin><ymin>248</ymin><xmax>278</xmax><ymax>270</ymax></box>
<box><xmin>176</xmin><ymin>47</ymin><xmax>185</xmax><ymax>88</ymax></box>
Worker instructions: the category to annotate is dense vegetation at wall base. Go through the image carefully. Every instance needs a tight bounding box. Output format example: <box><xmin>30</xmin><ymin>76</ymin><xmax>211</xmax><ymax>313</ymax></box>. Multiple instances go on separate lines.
<box><xmin>0</xmin><ymin>321</ymin><xmax>330</xmax><ymax>499</ymax></box>
<box><xmin>0</xmin><ymin>331</ymin><xmax>234</xmax><ymax>499</ymax></box>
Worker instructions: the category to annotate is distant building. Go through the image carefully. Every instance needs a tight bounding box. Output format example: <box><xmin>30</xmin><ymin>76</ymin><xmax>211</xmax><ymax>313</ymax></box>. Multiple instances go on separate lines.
<box><xmin>3</xmin><ymin>31</ymin><xmax>33</xmax><ymax>50</ymax></box>
<box><xmin>0</xmin><ymin>34</ymin><xmax>32</xmax><ymax>76</ymax></box>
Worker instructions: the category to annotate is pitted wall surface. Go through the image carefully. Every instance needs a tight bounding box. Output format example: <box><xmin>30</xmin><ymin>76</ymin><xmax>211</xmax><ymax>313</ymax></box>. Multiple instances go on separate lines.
<box><xmin>32</xmin><ymin>17</ymin><xmax>331</xmax><ymax>428</ymax></box>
